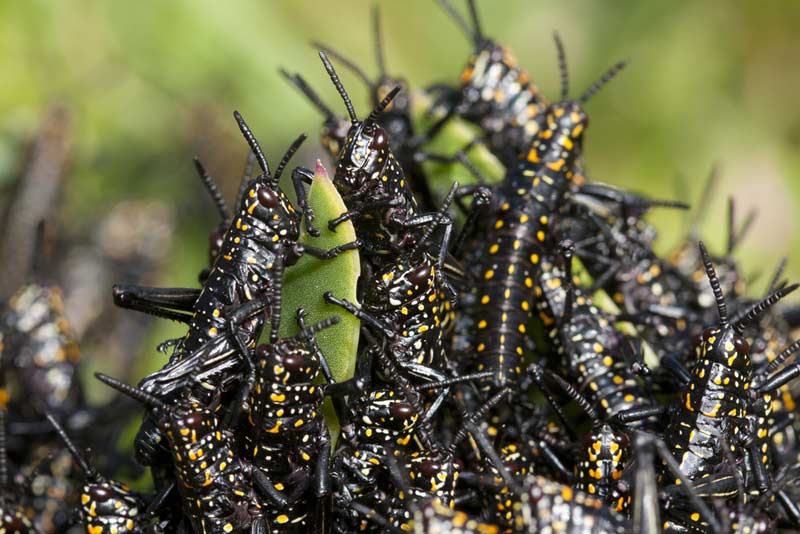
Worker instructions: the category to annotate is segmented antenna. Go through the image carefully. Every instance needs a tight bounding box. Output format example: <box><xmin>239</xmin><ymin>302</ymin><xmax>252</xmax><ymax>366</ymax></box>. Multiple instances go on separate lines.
<box><xmin>280</xmin><ymin>70</ymin><xmax>337</xmax><ymax>120</ymax></box>
<box><xmin>0</xmin><ymin>409</ymin><xmax>7</xmax><ymax>488</ymax></box>
<box><xmin>686</xmin><ymin>165</ymin><xmax>719</xmax><ymax>241</ymax></box>
<box><xmin>46</xmin><ymin>413</ymin><xmax>97</xmax><ymax>479</ymax></box>
<box><xmin>319</xmin><ymin>52</ymin><xmax>358</xmax><ymax>122</ymax></box>
<box><xmin>546</xmin><ymin>369</ymin><xmax>599</xmax><ymax>422</ymax></box>
<box><xmin>233</xmin><ymin>111</ymin><xmax>272</xmax><ymax>181</ymax></box>
<box><xmin>733</xmin><ymin>283</ymin><xmax>799</xmax><ymax>334</ymax></box>
<box><xmin>436</xmin><ymin>0</ymin><xmax>478</xmax><ymax>45</ymax></box>
<box><xmin>466</xmin><ymin>0</ymin><xmax>483</xmax><ymax>44</ymax></box>
<box><xmin>296</xmin><ymin>316</ymin><xmax>340</xmax><ymax>340</ymax></box>
<box><xmin>732</xmin><ymin>206</ymin><xmax>757</xmax><ymax>255</ymax></box>
<box><xmin>372</xmin><ymin>5</ymin><xmax>387</xmax><ymax>77</ymax></box>
<box><xmin>577</xmin><ymin>184</ymin><xmax>689</xmax><ymax>212</ymax></box>
<box><xmin>193</xmin><ymin>158</ymin><xmax>231</xmax><ymax>223</ymax></box>
<box><xmin>579</xmin><ymin>60</ymin><xmax>627</xmax><ymax>103</ymax></box>
<box><xmin>313</xmin><ymin>42</ymin><xmax>372</xmax><ymax>87</ymax></box>
<box><xmin>268</xmin><ymin>255</ymin><xmax>285</xmax><ymax>345</ymax></box>
<box><xmin>553</xmin><ymin>32</ymin><xmax>569</xmax><ymax>99</ymax></box>
<box><xmin>412</xmin><ymin>371</ymin><xmax>494</xmax><ymax>391</ymax></box>
<box><xmin>273</xmin><ymin>133</ymin><xmax>307</xmax><ymax>182</ymax></box>
<box><xmin>94</xmin><ymin>372</ymin><xmax>167</xmax><ymax>410</ymax></box>
<box><xmin>643</xmin><ymin>198</ymin><xmax>690</xmax><ymax>210</ymax></box>
<box><xmin>448</xmin><ymin>387</ymin><xmax>510</xmax><ymax>451</ymax></box>
<box><xmin>698</xmin><ymin>241</ymin><xmax>728</xmax><ymax>326</ymax></box>
<box><xmin>366</xmin><ymin>86</ymin><xmax>402</xmax><ymax>123</ymax></box>
<box><xmin>723</xmin><ymin>197</ymin><xmax>757</xmax><ymax>255</ymax></box>
<box><xmin>726</xmin><ymin>197</ymin><xmax>736</xmax><ymax>255</ymax></box>
<box><xmin>766</xmin><ymin>256</ymin><xmax>788</xmax><ymax>295</ymax></box>
<box><xmin>760</xmin><ymin>339</ymin><xmax>800</xmax><ymax>380</ymax></box>
<box><xmin>234</xmin><ymin>151</ymin><xmax>257</xmax><ymax>208</ymax></box>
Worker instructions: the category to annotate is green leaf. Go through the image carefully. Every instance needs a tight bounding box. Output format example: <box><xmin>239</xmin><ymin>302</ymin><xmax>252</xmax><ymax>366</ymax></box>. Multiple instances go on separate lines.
<box><xmin>279</xmin><ymin>161</ymin><xmax>361</xmax><ymax>440</ymax></box>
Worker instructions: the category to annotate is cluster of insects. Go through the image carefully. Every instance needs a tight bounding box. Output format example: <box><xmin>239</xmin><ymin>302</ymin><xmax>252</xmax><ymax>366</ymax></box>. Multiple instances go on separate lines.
<box><xmin>2</xmin><ymin>1</ymin><xmax>799</xmax><ymax>532</ymax></box>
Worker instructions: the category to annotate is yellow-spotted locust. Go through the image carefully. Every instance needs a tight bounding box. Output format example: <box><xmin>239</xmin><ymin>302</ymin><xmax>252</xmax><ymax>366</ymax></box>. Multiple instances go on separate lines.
<box><xmin>46</xmin><ymin>413</ymin><xmax>150</xmax><ymax>534</ymax></box>
<box><xmin>454</xmin><ymin>49</ymin><xmax>626</xmax><ymax>394</ymax></box>
<box><xmin>93</xmin><ymin>375</ymin><xmax>269</xmax><ymax>534</ymax></box>
<box><xmin>243</xmin><ymin>310</ymin><xmax>339</xmax><ymax>532</ymax></box>
<box><xmin>431</xmin><ymin>0</ymin><xmax>550</xmax><ymax>165</ymax></box>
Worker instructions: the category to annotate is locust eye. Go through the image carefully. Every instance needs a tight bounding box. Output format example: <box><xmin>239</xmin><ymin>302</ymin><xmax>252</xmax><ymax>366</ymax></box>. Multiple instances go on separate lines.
<box><xmin>89</xmin><ymin>484</ymin><xmax>113</xmax><ymax>503</ymax></box>
<box><xmin>389</xmin><ymin>402</ymin><xmax>415</xmax><ymax>420</ymax></box>
<box><xmin>283</xmin><ymin>352</ymin><xmax>306</xmax><ymax>372</ymax></box>
<box><xmin>183</xmin><ymin>413</ymin><xmax>204</xmax><ymax>429</ymax></box>
<box><xmin>733</xmin><ymin>336</ymin><xmax>750</xmax><ymax>357</ymax></box>
<box><xmin>408</xmin><ymin>263</ymin><xmax>432</xmax><ymax>287</ymax></box>
<box><xmin>257</xmin><ymin>187</ymin><xmax>279</xmax><ymax>208</ymax></box>
<box><xmin>370</xmin><ymin>126</ymin><xmax>388</xmax><ymax>150</ymax></box>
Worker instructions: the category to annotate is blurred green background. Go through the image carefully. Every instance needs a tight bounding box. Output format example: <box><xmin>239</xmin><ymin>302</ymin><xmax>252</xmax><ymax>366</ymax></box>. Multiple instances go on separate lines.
<box><xmin>1</xmin><ymin>0</ymin><xmax>799</xmax><ymax>390</ymax></box>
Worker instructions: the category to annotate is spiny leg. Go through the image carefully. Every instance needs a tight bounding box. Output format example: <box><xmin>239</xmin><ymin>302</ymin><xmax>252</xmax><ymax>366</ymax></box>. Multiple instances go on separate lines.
<box><xmin>451</xmin><ymin>185</ymin><xmax>492</xmax><ymax>258</ymax></box>
<box><xmin>294</xmin><ymin>240</ymin><xmax>360</xmax><ymax>261</ymax></box>
<box><xmin>111</xmin><ymin>284</ymin><xmax>200</xmax><ymax>323</ymax></box>
<box><xmin>323</xmin><ymin>292</ymin><xmax>396</xmax><ymax>339</ymax></box>
<box><xmin>291</xmin><ymin>166</ymin><xmax>320</xmax><ymax>236</ymax></box>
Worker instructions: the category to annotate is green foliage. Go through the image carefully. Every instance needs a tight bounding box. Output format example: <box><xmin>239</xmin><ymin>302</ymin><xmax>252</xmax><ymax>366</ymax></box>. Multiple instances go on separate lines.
<box><xmin>279</xmin><ymin>161</ymin><xmax>360</xmax><ymax>383</ymax></box>
<box><xmin>280</xmin><ymin>161</ymin><xmax>360</xmax><ymax>441</ymax></box>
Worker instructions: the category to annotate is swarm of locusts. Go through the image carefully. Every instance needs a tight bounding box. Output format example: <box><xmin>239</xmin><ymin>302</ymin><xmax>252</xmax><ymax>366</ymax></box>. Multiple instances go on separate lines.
<box><xmin>2</xmin><ymin>1</ymin><xmax>800</xmax><ymax>533</ymax></box>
